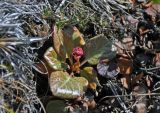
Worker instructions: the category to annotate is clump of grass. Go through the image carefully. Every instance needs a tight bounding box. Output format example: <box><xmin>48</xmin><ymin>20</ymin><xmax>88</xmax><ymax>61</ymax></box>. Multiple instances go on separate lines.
<box><xmin>0</xmin><ymin>1</ymin><xmax>51</xmax><ymax>113</ymax></box>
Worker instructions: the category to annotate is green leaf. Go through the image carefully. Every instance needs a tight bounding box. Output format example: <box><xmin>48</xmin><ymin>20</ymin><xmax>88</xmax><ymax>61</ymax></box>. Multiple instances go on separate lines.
<box><xmin>44</xmin><ymin>47</ymin><xmax>68</xmax><ymax>71</ymax></box>
<box><xmin>62</xmin><ymin>26</ymin><xmax>85</xmax><ymax>57</ymax></box>
<box><xmin>3</xmin><ymin>103</ymin><xmax>14</xmax><ymax>113</ymax></box>
<box><xmin>152</xmin><ymin>0</ymin><xmax>160</xmax><ymax>4</ymax></box>
<box><xmin>46</xmin><ymin>100</ymin><xmax>67</xmax><ymax>113</ymax></box>
<box><xmin>42</xmin><ymin>6</ymin><xmax>52</xmax><ymax>18</ymax></box>
<box><xmin>84</xmin><ymin>34</ymin><xmax>116</xmax><ymax>65</ymax></box>
<box><xmin>53</xmin><ymin>26</ymin><xmax>66</xmax><ymax>61</ymax></box>
<box><xmin>50</xmin><ymin>71</ymin><xmax>88</xmax><ymax>99</ymax></box>
<box><xmin>80</xmin><ymin>67</ymin><xmax>101</xmax><ymax>90</ymax></box>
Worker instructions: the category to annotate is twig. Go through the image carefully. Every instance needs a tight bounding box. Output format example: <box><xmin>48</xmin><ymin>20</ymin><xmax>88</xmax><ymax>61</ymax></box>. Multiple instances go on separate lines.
<box><xmin>55</xmin><ymin>0</ymin><xmax>67</xmax><ymax>13</ymax></box>
<box><xmin>108</xmin><ymin>80</ymin><xmax>130</xmax><ymax>113</ymax></box>
<box><xmin>98</xmin><ymin>93</ymin><xmax>160</xmax><ymax>103</ymax></box>
<box><xmin>0</xmin><ymin>23</ymin><xmax>21</xmax><ymax>27</ymax></box>
<box><xmin>140</xmin><ymin>67</ymin><xmax>160</xmax><ymax>71</ymax></box>
<box><xmin>80</xmin><ymin>60</ymin><xmax>87</xmax><ymax>67</ymax></box>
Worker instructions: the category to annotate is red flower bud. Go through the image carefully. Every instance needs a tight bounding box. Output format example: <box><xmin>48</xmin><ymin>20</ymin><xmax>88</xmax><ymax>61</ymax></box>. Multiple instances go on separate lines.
<box><xmin>72</xmin><ymin>47</ymin><xmax>84</xmax><ymax>58</ymax></box>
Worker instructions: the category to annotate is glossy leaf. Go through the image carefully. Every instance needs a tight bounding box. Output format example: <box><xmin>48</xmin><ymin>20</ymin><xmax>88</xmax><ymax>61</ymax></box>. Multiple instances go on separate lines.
<box><xmin>84</xmin><ymin>35</ymin><xmax>116</xmax><ymax>65</ymax></box>
<box><xmin>80</xmin><ymin>67</ymin><xmax>100</xmax><ymax>90</ymax></box>
<box><xmin>50</xmin><ymin>71</ymin><xmax>88</xmax><ymax>99</ymax></box>
<box><xmin>46</xmin><ymin>100</ymin><xmax>67</xmax><ymax>113</ymax></box>
<box><xmin>62</xmin><ymin>26</ymin><xmax>85</xmax><ymax>57</ymax></box>
<box><xmin>53</xmin><ymin>26</ymin><xmax>66</xmax><ymax>61</ymax></box>
<box><xmin>44</xmin><ymin>47</ymin><xmax>68</xmax><ymax>71</ymax></box>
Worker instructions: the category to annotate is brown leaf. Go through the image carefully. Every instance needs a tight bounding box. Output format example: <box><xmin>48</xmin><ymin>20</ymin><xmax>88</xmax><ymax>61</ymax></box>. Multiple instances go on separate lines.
<box><xmin>120</xmin><ymin>75</ymin><xmax>131</xmax><ymax>89</ymax></box>
<box><xmin>87</xmin><ymin>100</ymin><xmax>96</xmax><ymax>109</ymax></box>
<box><xmin>122</xmin><ymin>37</ymin><xmax>134</xmax><ymax>50</ymax></box>
<box><xmin>129</xmin><ymin>0</ymin><xmax>136</xmax><ymax>4</ymax></box>
<box><xmin>153</xmin><ymin>52</ymin><xmax>160</xmax><ymax>66</ymax></box>
<box><xmin>88</xmin><ymin>82</ymin><xmax>97</xmax><ymax>90</ymax></box>
<box><xmin>142</xmin><ymin>1</ymin><xmax>153</xmax><ymax>8</ymax></box>
<box><xmin>132</xmin><ymin>72</ymin><xmax>144</xmax><ymax>85</ymax></box>
<box><xmin>118</xmin><ymin>57</ymin><xmax>133</xmax><ymax>89</ymax></box>
<box><xmin>114</xmin><ymin>37</ymin><xmax>134</xmax><ymax>57</ymax></box>
<box><xmin>145</xmin><ymin>4</ymin><xmax>160</xmax><ymax>17</ymax></box>
<box><xmin>117</xmin><ymin>57</ymin><xmax>133</xmax><ymax>75</ymax></box>
<box><xmin>34</xmin><ymin>59</ymin><xmax>54</xmax><ymax>77</ymax></box>
<box><xmin>145</xmin><ymin>75</ymin><xmax>153</xmax><ymax>87</ymax></box>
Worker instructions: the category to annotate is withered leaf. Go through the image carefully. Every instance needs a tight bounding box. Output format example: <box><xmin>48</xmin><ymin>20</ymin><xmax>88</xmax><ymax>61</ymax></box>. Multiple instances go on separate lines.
<box><xmin>117</xmin><ymin>57</ymin><xmax>133</xmax><ymax>75</ymax></box>
<box><xmin>118</xmin><ymin>57</ymin><xmax>133</xmax><ymax>89</ymax></box>
<box><xmin>145</xmin><ymin>4</ymin><xmax>160</xmax><ymax>17</ymax></box>
<box><xmin>120</xmin><ymin>75</ymin><xmax>131</xmax><ymax>89</ymax></box>
<box><xmin>153</xmin><ymin>52</ymin><xmax>160</xmax><ymax>67</ymax></box>
<box><xmin>145</xmin><ymin>75</ymin><xmax>153</xmax><ymax>87</ymax></box>
<box><xmin>132</xmin><ymin>72</ymin><xmax>144</xmax><ymax>85</ymax></box>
